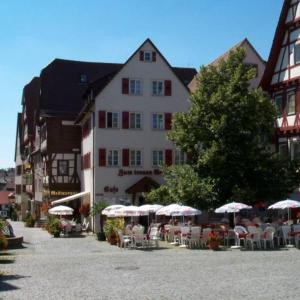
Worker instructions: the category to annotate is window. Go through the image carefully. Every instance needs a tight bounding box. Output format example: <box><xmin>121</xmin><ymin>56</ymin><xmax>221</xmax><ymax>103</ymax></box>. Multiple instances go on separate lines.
<box><xmin>106</xmin><ymin>112</ymin><xmax>119</xmax><ymax>128</ymax></box>
<box><xmin>287</xmin><ymin>92</ymin><xmax>296</xmax><ymax>115</ymax></box>
<box><xmin>278</xmin><ymin>143</ymin><xmax>288</xmax><ymax>157</ymax></box>
<box><xmin>292</xmin><ymin>141</ymin><xmax>300</xmax><ymax>160</ymax></box>
<box><xmin>174</xmin><ymin>150</ymin><xmax>186</xmax><ymax>165</ymax></box>
<box><xmin>152</xmin><ymin>150</ymin><xmax>164</xmax><ymax>166</ymax></box>
<box><xmin>152</xmin><ymin>81</ymin><xmax>164</xmax><ymax>96</ymax></box>
<box><xmin>57</xmin><ymin>160</ymin><xmax>69</xmax><ymax>176</ymax></box>
<box><xmin>294</xmin><ymin>43</ymin><xmax>300</xmax><ymax>65</ymax></box>
<box><xmin>274</xmin><ymin>95</ymin><xmax>282</xmax><ymax>117</ymax></box>
<box><xmin>144</xmin><ymin>51</ymin><xmax>151</xmax><ymax>62</ymax></box>
<box><xmin>108</xmin><ymin>150</ymin><xmax>119</xmax><ymax>167</ymax></box>
<box><xmin>129</xmin><ymin>113</ymin><xmax>142</xmax><ymax>129</ymax></box>
<box><xmin>130</xmin><ymin>150</ymin><xmax>142</xmax><ymax>166</ymax></box>
<box><xmin>129</xmin><ymin>79</ymin><xmax>141</xmax><ymax>95</ymax></box>
<box><xmin>152</xmin><ymin>113</ymin><xmax>164</xmax><ymax>129</ymax></box>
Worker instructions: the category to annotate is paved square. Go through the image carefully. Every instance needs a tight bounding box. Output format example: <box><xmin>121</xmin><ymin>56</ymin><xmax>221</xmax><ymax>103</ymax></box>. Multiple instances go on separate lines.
<box><xmin>1</xmin><ymin>222</ymin><xmax>300</xmax><ymax>300</ymax></box>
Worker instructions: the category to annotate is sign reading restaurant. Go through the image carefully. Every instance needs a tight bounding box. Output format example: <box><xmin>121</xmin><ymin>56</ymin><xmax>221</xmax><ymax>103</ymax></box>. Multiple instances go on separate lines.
<box><xmin>118</xmin><ymin>169</ymin><xmax>162</xmax><ymax>177</ymax></box>
<box><xmin>43</xmin><ymin>190</ymin><xmax>78</xmax><ymax>197</ymax></box>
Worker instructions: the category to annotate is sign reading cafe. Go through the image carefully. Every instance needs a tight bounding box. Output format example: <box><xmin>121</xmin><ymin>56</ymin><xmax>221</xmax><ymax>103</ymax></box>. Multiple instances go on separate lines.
<box><xmin>118</xmin><ymin>169</ymin><xmax>162</xmax><ymax>177</ymax></box>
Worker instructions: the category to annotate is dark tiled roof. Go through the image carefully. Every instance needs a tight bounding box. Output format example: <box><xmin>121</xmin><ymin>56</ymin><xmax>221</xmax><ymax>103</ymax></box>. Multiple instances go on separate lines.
<box><xmin>172</xmin><ymin>67</ymin><xmax>197</xmax><ymax>86</ymax></box>
<box><xmin>39</xmin><ymin>59</ymin><xmax>122</xmax><ymax>120</ymax></box>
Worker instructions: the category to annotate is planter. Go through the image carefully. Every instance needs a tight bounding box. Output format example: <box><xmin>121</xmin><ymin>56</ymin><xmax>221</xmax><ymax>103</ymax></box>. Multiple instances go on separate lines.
<box><xmin>96</xmin><ymin>232</ymin><xmax>106</xmax><ymax>241</ymax></box>
<box><xmin>209</xmin><ymin>240</ymin><xmax>219</xmax><ymax>250</ymax></box>
<box><xmin>53</xmin><ymin>232</ymin><xmax>60</xmax><ymax>238</ymax></box>
<box><xmin>107</xmin><ymin>235</ymin><xmax>117</xmax><ymax>245</ymax></box>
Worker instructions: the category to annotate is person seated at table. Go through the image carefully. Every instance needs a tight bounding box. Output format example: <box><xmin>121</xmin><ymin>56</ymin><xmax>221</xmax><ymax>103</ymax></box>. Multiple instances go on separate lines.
<box><xmin>125</xmin><ymin>222</ymin><xmax>134</xmax><ymax>234</ymax></box>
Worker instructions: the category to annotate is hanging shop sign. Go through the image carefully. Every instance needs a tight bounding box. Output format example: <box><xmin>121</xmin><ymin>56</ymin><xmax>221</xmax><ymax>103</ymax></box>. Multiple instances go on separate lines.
<box><xmin>118</xmin><ymin>169</ymin><xmax>162</xmax><ymax>177</ymax></box>
<box><xmin>43</xmin><ymin>190</ymin><xmax>78</xmax><ymax>197</ymax></box>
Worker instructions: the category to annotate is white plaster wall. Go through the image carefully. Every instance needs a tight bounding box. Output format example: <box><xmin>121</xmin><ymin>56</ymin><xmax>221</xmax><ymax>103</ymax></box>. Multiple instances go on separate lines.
<box><xmin>92</xmin><ymin>41</ymin><xmax>190</xmax><ymax>205</ymax></box>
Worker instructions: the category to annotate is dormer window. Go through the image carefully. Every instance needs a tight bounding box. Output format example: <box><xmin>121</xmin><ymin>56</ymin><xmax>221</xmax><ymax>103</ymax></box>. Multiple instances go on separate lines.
<box><xmin>294</xmin><ymin>42</ymin><xmax>300</xmax><ymax>65</ymax></box>
<box><xmin>144</xmin><ymin>51</ymin><xmax>151</xmax><ymax>62</ymax></box>
<box><xmin>80</xmin><ymin>74</ymin><xmax>88</xmax><ymax>84</ymax></box>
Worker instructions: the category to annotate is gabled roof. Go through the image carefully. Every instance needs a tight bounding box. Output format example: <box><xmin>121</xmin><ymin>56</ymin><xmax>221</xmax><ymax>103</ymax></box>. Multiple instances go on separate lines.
<box><xmin>76</xmin><ymin>38</ymin><xmax>197</xmax><ymax>123</ymax></box>
<box><xmin>260</xmin><ymin>0</ymin><xmax>290</xmax><ymax>90</ymax></box>
<box><xmin>39</xmin><ymin>59</ymin><xmax>122</xmax><ymax>120</ymax></box>
<box><xmin>189</xmin><ymin>38</ymin><xmax>265</xmax><ymax>93</ymax></box>
<box><xmin>125</xmin><ymin>176</ymin><xmax>160</xmax><ymax>194</ymax></box>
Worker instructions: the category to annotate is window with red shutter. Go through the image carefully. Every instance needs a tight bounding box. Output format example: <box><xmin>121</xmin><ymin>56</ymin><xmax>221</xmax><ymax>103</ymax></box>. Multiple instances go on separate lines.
<box><xmin>98</xmin><ymin>111</ymin><xmax>106</xmax><ymax>128</ymax></box>
<box><xmin>165</xmin><ymin>113</ymin><xmax>172</xmax><ymax>130</ymax></box>
<box><xmin>139</xmin><ymin>51</ymin><xmax>144</xmax><ymax>61</ymax></box>
<box><xmin>99</xmin><ymin>149</ymin><xmax>106</xmax><ymax>167</ymax></box>
<box><xmin>165</xmin><ymin>149</ymin><xmax>173</xmax><ymax>166</ymax></box>
<box><xmin>122</xmin><ymin>112</ymin><xmax>129</xmax><ymax>129</ymax></box>
<box><xmin>122</xmin><ymin>149</ymin><xmax>129</xmax><ymax>167</ymax></box>
<box><xmin>164</xmin><ymin>80</ymin><xmax>172</xmax><ymax>96</ymax></box>
<box><xmin>122</xmin><ymin>78</ymin><xmax>129</xmax><ymax>94</ymax></box>
<box><xmin>152</xmin><ymin>51</ymin><xmax>156</xmax><ymax>62</ymax></box>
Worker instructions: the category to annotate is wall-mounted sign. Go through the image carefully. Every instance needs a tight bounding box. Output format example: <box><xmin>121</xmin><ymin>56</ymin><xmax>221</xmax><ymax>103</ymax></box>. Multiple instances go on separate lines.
<box><xmin>104</xmin><ymin>186</ymin><xmax>119</xmax><ymax>193</ymax></box>
<box><xmin>43</xmin><ymin>190</ymin><xmax>78</xmax><ymax>197</ymax></box>
<box><xmin>118</xmin><ymin>169</ymin><xmax>162</xmax><ymax>177</ymax></box>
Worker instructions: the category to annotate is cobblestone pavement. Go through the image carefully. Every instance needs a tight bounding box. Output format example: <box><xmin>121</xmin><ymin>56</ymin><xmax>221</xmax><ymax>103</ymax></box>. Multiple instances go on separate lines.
<box><xmin>1</xmin><ymin>221</ymin><xmax>300</xmax><ymax>300</ymax></box>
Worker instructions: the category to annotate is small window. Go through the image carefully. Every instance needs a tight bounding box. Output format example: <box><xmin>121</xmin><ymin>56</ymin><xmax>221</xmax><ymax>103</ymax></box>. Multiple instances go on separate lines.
<box><xmin>106</xmin><ymin>112</ymin><xmax>119</xmax><ymax>128</ymax></box>
<box><xmin>152</xmin><ymin>81</ymin><xmax>164</xmax><ymax>96</ymax></box>
<box><xmin>152</xmin><ymin>150</ymin><xmax>164</xmax><ymax>166</ymax></box>
<box><xmin>108</xmin><ymin>150</ymin><xmax>119</xmax><ymax>167</ymax></box>
<box><xmin>152</xmin><ymin>113</ymin><xmax>164</xmax><ymax>130</ymax></box>
<box><xmin>278</xmin><ymin>143</ymin><xmax>288</xmax><ymax>157</ymax></box>
<box><xmin>57</xmin><ymin>160</ymin><xmax>69</xmax><ymax>176</ymax></box>
<box><xmin>294</xmin><ymin>43</ymin><xmax>300</xmax><ymax>65</ymax></box>
<box><xmin>129</xmin><ymin>79</ymin><xmax>141</xmax><ymax>95</ymax></box>
<box><xmin>174</xmin><ymin>150</ymin><xmax>186</xmax><ymax>165</ymax></box>
<box><xmin>287</xmin><ymin>92</ymin><xmax>296</xmax><ymax>115</ymax></box>
<box><xmin>292</xmin><ymin>141</ymin><xmax>300</xmax><ymax>160</ymax></box>
<box><xmin>144</xmin><ymin>51</ymin><xmax>151</xmax><ymax>62</ymax></box>
<box><xmin>80</xmin><ymin>74</ymin><xmax>88</xmax><ymax>84</ymax></box>
<box><xmin>274</xmin><ymin>95</ymin><xmax>282</xmax><ymax>117</ymax></box>
<box><xmin>130</xmin><ymin>150</ymin><xmax>142</xmax><ymax>167</ymax></box>
<box><xmin>129</xmin><ymin>113</ymin><xmax>142</xmax><ymax>129</ymax></box>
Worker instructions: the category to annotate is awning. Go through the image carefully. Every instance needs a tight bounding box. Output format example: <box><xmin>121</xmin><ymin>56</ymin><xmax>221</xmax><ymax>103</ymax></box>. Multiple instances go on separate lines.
<box><xmin>125</xmin><ymin>176</ymin><xmax>160</xmax><ymax>194</ymax></box>
<box><xmin>51</xmin><ymin>191</ymin><xmax>90</xmax><ymax>205</ymax></box>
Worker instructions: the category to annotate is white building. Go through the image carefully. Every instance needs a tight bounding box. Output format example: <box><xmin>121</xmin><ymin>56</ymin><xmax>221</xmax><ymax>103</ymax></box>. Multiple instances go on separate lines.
<box><xmin>76</xmin><ymin>39</ymin><xmax>196</xmax><ymax>231</ymax></box>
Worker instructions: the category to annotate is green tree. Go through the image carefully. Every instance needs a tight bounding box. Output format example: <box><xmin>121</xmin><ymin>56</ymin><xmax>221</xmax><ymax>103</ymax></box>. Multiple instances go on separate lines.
<box><xmin>164</xmin><ymin>48</ymin><xmax>300</xmax><ymax>207</ymax></box>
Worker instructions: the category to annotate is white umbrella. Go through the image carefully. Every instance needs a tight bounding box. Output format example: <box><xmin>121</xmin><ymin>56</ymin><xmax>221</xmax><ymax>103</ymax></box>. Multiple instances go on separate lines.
<box><xmin>48</xmin><ymin>205</ymin><xmax>74</xmax><ymax>216</ymax></box>
<box><xmin>138</xmin><ymin>204</ymin><xmax>164</xmax><ymax>226</ymax></box>
<box><xmin>114</xmin><ymin>205</ymin><xmax>143</xmax><ymax>217</ymax></box>
<box><xmin>171</xmin><ymin>205</ymin><xmax>202</xmax><ymax>217</ymax></box>
<box><xmin>268</xmin><ymin>199</ymin><xmax>300</xmax><ymax>221</ymax></box>
<box><xmin>215</xmin><ymin>202</ymin><xmax>252</xmax><ymax>225</ymax></box>
<box><xmin>102</xmin><ymin>205</ymin><xmax>125</xmax><ymax>216</ymax></box>
<box><xmin>156</xmin><ymin>204</ymin><xmax>183</xmax><ymax>216</ymax></box>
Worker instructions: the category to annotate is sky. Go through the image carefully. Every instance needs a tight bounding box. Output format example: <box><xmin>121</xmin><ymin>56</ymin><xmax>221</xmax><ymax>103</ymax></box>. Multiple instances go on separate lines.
<box><xmin>0</xmin><ymin>0</ymin><xmax>283</xmax><ymax>168</ymax></box>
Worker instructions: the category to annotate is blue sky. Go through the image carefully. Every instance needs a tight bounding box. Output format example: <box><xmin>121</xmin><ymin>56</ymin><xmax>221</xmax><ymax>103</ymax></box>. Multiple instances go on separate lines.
<box><xmin>0</xmin><ymin>0</ymin><xmax>283</xmax><ymax>168</ymax></box>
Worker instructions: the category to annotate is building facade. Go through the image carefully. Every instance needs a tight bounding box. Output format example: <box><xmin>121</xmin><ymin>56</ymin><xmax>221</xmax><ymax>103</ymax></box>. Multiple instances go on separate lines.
<box><xmin>261</xmin><ymin>0</ymin><xmax>300</xmax><ymax>161</ymax></box>
<box><xmin>77</xmin><ymin>39</ymin><xmax>196</xmax><ymax>231</ymax></box>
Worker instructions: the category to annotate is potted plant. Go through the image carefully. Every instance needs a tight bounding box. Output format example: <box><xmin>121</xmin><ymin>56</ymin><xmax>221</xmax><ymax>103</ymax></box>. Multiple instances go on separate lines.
<box><xmin>90</xmin><ymin>201</ymin><xmax>108</xmax><ymax>241</ymax></box>
<box><xmin>103</xmin><ymin>218</ymin><xmax>124</xmax><ymax>245</ymax></box>
<box><xmin>45</xmin><ymin>217</ymin><xmax>61</xmax><ymax>238</ymax></box>
<box><xmin>207</xmin><ymin>230</ymin><xmax>220</xmax><ymax>250</ymax></box>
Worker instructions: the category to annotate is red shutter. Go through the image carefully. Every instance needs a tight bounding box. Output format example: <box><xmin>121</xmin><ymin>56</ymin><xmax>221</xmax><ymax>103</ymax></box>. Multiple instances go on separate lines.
<box><xmin>139</xmin><ymin>50</ymin><xmax>144</xmax><ymax>61</ymax></box>
<box><xmin>99</xmin><ymin>149</ymin><xmax>106</xmax><ymax>167</ymax></box>
<box><xmin>165</xmin><ymin>149</ymin><xmax>173</xmax><ymax>166</ymax></box>
<box><xmin>152</xmin><ymin>51</ymin><xmax>156</xmax><ymax>62</ymax></box>
<box><xmin>165</xmin><ymin>113</ymin><xmax>172</xmax><ymax>130</ymax></box>
<box><xmin>122</xmin><ymin>111</ymin><xmax>129</xmax><ymax>129</ymax></box>
<box><xmin>98</xmin><ymin>111</ymin><xmax>106</xmax><ymax>128</ymax></box>
<box><xmin>165</xmin><ymin>80</ymin><xmax>172</xmax><ymax>96</ymax></box>
<box><xmin>122</xmin><ymin>78</ymin><xmax>129</xmax><ymax>94</ymax></box>
<box><xmin>122</xmin><ymin>149</ymin><xmax>129</xmax><ymax>167</ymax></box>
<box><xmin>87</xmin><ymin>153</ymin><xmax>91</xmax><ymax>169</ymax></box>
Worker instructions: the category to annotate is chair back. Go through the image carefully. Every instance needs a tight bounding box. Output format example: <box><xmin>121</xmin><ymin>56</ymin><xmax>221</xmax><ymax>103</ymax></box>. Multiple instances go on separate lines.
<box><xmin>234</xmin><ymin>225</ymin><xmax>247</xmax><ymax>234</ymax></box>
<box><xmin>293</xmin><ymin>224</ymin><xmax>300</xmax><ymax>232</ymax></box>
<box><xmin>281</xmin><ymin>225</ymin><xmax>291</xmax><ymax>239</ymax></box>
<box><xmin>263</xmin><ymin>226</ymin><xmax>275</xmax><ymax>240</ymax></box>
<box><xmin>190</xmin><ymin>227</ymin><xmax>201</xmax><ymax>239</ymax></box>
<box><xmin>202</xmin><ymin>228</ymin><xmax>212</xmax><ymax>239</ymax></box>
<box><xmin>181</xmin><ymin>226</ymin><xmax>190</xmax><ymax>235</ymax></box>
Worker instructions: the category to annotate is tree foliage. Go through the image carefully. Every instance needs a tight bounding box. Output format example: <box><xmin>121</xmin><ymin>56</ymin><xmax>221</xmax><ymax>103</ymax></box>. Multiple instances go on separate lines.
<box><xmin>151</xmin><ymin>48</ymin><xmax>300</xmax><ymax>208</ymax></box>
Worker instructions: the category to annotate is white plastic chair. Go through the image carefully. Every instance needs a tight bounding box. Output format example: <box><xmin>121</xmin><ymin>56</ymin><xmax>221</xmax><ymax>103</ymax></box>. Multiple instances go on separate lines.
<box><xmin>117</xmin><ymin>230</ymin><xmax>132</xmax><ymax>249</ymax></box>
<box><xmin>234</xmin><ymin>225</ymin><xmax>248</xmax><ymax>247</ymax></box>
<box><xmin>281</xmin><ymin>225</ymin><xmax>293</xmax><ymax>246</ymax></box>
<box><xmin>246</xmin><ymin>226</ymin><xmax>262</xmax><ymax>250</ymax></box>
<box><xmin>180</xmin><ymin>226</ymin><xmax>190</xmax><ymax>247</ymax></box>
<box><xmin>133</xmin><ymin>233</ymin><xmax>148</xmax><ymax>248</ymax></box>
<box><xmin>148</xmin><ymin>227</ymin><xmax>160</xmax><ymax>248</ymax></box>
<box><xmin>187</xmin><ymin>226</ymin><xmax>201</xmax><ymax>249</ymax></box>
<box><xmin>200</xmin><ymin>228</ymin><xmax>212</xmax><ymax>248</ymax></box>
<box><xmin>261</xmin><ymin>226</ymin><xmax>275</xmax><ymax>249</ymax></box>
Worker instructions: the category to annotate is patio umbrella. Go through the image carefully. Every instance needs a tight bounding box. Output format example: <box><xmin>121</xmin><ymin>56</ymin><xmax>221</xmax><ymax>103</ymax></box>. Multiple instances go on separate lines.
<box><xmin>215</xmin><ymin>202</ymin><xmax>252</xmax><ymax>225</ymax></box>
<box><xmin>170</xmin><ymin>205</ymin><xmax>202</xmax><ymax>217</ymax></box>
<box><xmin>138</xmin><ymin>204</ymin><xmax>164</xmax><ymax>225</ymax></box>
<box><xmin>48</xmin><ymin>205</ymin><xmax>74</xmax><ymax>217</ymax></box>
<box><xmin>156</xmin><ymin>204</ymin><xmax>183</xmax><ymax>216</ymax></box>
<box><xmin>268</xmin><ymin>199</ymin><xmax>300</xmax><ymax>222</ymax></box>
<box><xmin>102</xmin><ymin>205</ymin><xmax>125</xmax><ymax>217</ymax></box>
<box><xmin>114</xmin><ymin>205</ymin><xmax>144</xmax><ymax>217</ymax></box>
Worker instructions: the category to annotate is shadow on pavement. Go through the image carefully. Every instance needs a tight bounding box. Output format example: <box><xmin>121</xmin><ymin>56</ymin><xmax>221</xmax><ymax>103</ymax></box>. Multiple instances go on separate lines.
<box><xmin>0</xmin><ymin>274</ymin><xmax>30</xmax><ymax>292</ymax></box>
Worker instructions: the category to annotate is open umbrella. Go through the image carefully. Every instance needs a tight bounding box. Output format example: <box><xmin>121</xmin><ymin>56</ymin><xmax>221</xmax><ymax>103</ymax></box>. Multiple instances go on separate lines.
<box><xmin>102</xmin><ymin>205</ymin><xmax>125</xmax><ymax>217</ymax></box>
<box><xmin>170</xmin><ymin>205</ymin><xmax>202</xmax><ymax>217</ymax></box>
<box><xmin>156</xmin><ymin>204</ymin><xmax>183</xmax><ymax>216</ymax></box>
<box><xmin>268</xmin><ymin>199</ymin><xmax>300</xmax><ymax>222</ymax></box>
<box><xmin>138</xmin><ymin>204</ymin><xmax>164</xmax><ymax>225</ymax></box>
<box><xmin>215</xmin><ymin>202</ymin><xmax>252</xmax><ymax>225</ymax></box>
<box><xmin>48</xmin><ymin>205</ymin><xmax>74</xmax><ymax>216</ymax></box>
<box><xmin>114</xmin><ymin>205</ymin><xmax>144</xmax><ymax>217</ymax></box>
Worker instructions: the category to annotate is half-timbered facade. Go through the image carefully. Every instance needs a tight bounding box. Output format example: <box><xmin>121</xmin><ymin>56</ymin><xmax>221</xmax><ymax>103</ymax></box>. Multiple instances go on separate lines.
<box><xmin>261</xmin><ymin>0</ymin><xmax>300</xmax><ymax>160</ymax></box>
<box><xmin>77</xmin><ymin>39</ymin><xmax>196</xmax><ymax>231</ymax></box>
